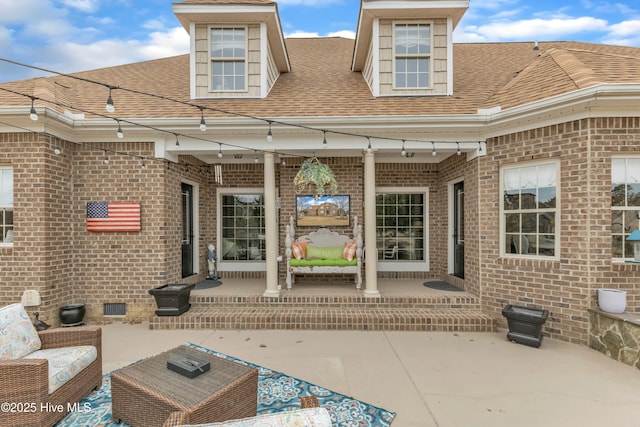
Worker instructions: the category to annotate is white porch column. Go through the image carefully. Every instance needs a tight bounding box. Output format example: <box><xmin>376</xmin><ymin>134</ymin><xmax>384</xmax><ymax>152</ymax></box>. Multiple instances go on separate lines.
<box><xmin>263</xmin><ymin>152</ymin><xmax>280</xmax><ymax>297</ymax></box>
<box><xmin>363</xmin><ymin>150</ymin><xmax>380</xmax><ymax>297</ymax></box>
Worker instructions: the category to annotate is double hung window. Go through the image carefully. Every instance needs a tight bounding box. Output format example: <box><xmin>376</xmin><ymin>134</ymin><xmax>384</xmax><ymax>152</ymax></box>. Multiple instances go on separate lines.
<box><xmin>502</xmin><ymin>162</ymin><xmax>558</xmax><ymax>257</ymax></box>
<box><xmin>211</xmin><ymin>27</ymin><xmax>246</xmax><ymax>91</ymax></box>
<box><xmin>611</xmin><ymin>157</ymin><xmax>640</xmax><ymax>259</ymax></box>
<box><xmin>219</xmin><ymin>192</ymin><xmax>265</xmax><ymax>264</ymax></box>
<box><xmin>375</xmin><ymin>189</ymin><xmax>428</xmax><ymax>270</ymax></box>
<box><xmin>394</xmin><ymin>23</ymin><xmax>431</xmax><ymax>89</ymax></box>
<box><xmin>0</xmin><ymin>167</ymin><xmax>13</xmax><ymax>244</ymax></box>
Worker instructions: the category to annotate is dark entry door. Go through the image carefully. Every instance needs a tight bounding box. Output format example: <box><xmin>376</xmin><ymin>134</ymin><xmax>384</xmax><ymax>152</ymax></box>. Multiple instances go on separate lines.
<box><xmin>181</xmin><ymin>183</ymin><xmax>194</xmax><ymax>278</ymax></box>
<box><xmin>453</xmin><ymin>181</ymin><xmax>465</xmax><ymax>279</ymax></box>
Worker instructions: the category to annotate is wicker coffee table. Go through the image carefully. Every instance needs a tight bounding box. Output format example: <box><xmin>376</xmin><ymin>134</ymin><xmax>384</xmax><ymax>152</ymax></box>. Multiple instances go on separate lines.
<box><xmin>111</xmin><ymin>345</ymin><xmax>258</xmax><ymax>427</ymax></box>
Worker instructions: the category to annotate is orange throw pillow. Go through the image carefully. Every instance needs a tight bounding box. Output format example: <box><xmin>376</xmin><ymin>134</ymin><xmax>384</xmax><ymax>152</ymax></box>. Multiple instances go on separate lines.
<box><xmin>292</xmin><ymin>242</ymin><xmax>307</xmax><ymax>260</ymax></box>
<box><xmin>343</xmin><ymin>241</ymin><xmax>357</xmax><ymax>262</ymax></box>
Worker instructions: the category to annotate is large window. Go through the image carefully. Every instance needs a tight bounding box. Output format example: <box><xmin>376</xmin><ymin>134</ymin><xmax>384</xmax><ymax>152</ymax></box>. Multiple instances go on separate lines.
<box><xmin>611</xmin><ymin>157</ymin><xmax>640</xmax><ymax>259</ymax></box>
<box><xmin>502</xmin><ymin>162</ymin><xmax>558</xmax><ymax>257</ymax></box>
<box><xmin>211</xmin><ymin>27</ymin><xmax>246</xmax><ymax>91</ymax></box>
<box><xmin>0</xmin><ymin>167</ymin><xmax>13</xmax><ymax>245</ymax></box>
<box><xmin>394</xmin><ymin>23</ymin><xmax>431</xmax><ymax>89</ymax></box>
<box><xmin>376</xmin><ymin>189</ymin><xmax>427</xmax><ymax>271</ymax></box>
<box><xmin>219</xmin><ymin>192</ymin><xmax>265</xmax><ymax>265</ymax></box>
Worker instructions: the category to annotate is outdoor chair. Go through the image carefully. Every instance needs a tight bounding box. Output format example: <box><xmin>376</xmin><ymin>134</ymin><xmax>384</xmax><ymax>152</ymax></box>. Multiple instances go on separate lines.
<box><xmin>0</xmin><ymin>303</ymin><xmax>102</xmax><ymax>427</ymax></box>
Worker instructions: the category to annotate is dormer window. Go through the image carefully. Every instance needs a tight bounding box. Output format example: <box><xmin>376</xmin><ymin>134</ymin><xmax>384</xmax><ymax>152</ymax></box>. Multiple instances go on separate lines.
<box><xmin>211</xmin><ymin>27</ymin><xmax>247</xmax><ymax>92</ymax></box>
<box><xmin>394</xmin><ymin>23</ymin><xmax>431</xmax><ymax>89</ymax></box>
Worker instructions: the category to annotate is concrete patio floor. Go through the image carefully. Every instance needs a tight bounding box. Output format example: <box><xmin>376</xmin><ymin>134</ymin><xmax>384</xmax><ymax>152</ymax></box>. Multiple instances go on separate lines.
<box><xmin>102</xmin><ymin>323</ymin><xmax>640</xmax><ymax>427</ymax></box>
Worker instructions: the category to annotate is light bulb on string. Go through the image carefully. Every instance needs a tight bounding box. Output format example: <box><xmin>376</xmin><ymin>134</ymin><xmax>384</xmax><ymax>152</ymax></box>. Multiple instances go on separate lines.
<box><xmin>116</xmin><ymin>121</ymin><xmax>124</xmax><ymax>139</ymax></box>
<box><xmin>401</xmin><ymin>140</ymin><xmax>406</xmax><ymax>157</ymax></box>
<box><xmin>322</xmin><ymin>130</ymin><xmax>327</xmax><ymax>149</ymax></box>
<box><xmin>478</xmin><ymin>141</ymin><xmax>483</xmax><ymax>153</ymax></box>
<box><xmin>456</xmin><ymin>142</ymin><xmax>461</xmax><ymax>156</ymax></box>
<box><xmin>217</xmin><ymin>143</ymin><xmax>223</xmax><ymax>159</ymax></box>
<box><xmin>106</xmin><ymin>87</ymin><xmax>115</xmax><ymax>113</ymax></box>
<box><xmin>199</xmin><ymin>108</ymin><xmax>207</xmax><ymax>131</ymax></box>
<box><xmin>29</xmin><ymin>97</ymin><xmax>38</xmax><ymax>121</ymax></box>
<box><xmin>431</xmin><ymin>142</ymin><xmax>437</xmax><ymax>157</ymax></box>
<box><xmin>140</xmin><ymin>157</ymin><xmax>146</xmax><ymax>169</ymax></box>
<box><xmin>367</xmin><ymin>137</ymin><xmax>372</xmax><ymax>154</ymax></box>
<box><xmin>174</xmin><ymin>134</ymin><xmax>180</xmax><ymax>147</ymax></box>
<box><xmin>103</xmin><ymin>150</ymin><xmax>110</xmax><ymax>165</ymax></box>
<box><xmin>254</xmin><ymin>150</ymin><xmax>259</xmax><ymax>163</ymax></box>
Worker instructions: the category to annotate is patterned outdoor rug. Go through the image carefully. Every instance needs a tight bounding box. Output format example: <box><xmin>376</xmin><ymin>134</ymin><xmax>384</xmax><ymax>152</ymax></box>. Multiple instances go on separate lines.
<box><xmin>55</xmin><ymin>343</ymin><xmax>395</xmax><ymax>427</ymax></box>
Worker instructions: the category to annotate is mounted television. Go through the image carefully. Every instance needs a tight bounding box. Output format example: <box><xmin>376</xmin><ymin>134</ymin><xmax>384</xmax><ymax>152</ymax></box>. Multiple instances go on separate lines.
<box><xmin>296</xmin><ymin>195</ymin><xmax>350</xmax><ymax>227</ymax></box>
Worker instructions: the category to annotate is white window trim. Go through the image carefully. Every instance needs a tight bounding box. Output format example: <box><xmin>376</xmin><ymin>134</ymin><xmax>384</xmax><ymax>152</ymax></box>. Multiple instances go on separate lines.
<box><xmin>375</xmin><ymin>186</ymin><xmax>430</xmax><ymax>272</ymax></box>
<box><xmin>499</xmin><ymin>160</ymin><xmax>560</xmax><ymax>260</ymax></box>
<box><xmin>216</xmin><ymin>187</ymin><xmax>265</xmax><ymax>272</ymax></box>
<box><xmin>0</xmin><ymin>166</ymin><xmax>13</xmax><ymax>247</ymax></box>
<box><xmin>611</xmin><ymin>155</ymin><xmax>640</xmax><ymax>263</ymax></box>
<box><xmin>392</xmin><ymin>21</ymin><xmax>433</xmax><ymax>91</ymax></box>
<box><xmin>209</xmin><ymin>25</ymin><xmax>249</xmax><ymax>93</ymax></box>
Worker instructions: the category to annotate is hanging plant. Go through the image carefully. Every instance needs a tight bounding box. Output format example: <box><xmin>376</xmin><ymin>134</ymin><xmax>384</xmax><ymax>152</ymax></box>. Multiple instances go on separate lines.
<box><xmin>293</xmin><ymin>157</ymin><xmax>338</xmax><ymax>199</ymax></box>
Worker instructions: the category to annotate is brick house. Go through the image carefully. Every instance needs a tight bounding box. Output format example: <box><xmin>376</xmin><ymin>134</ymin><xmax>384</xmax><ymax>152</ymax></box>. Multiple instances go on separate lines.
<box><xmin>1</xmin><ymin>0</ymin><xmax>639</xmax><ymax>347</ymax></box>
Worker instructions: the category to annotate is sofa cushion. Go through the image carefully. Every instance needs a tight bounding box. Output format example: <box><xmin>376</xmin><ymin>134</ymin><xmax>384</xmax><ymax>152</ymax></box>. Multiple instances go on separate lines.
<box><xmin>0</xmin><ymin>303</ymin><xmax>42</xmax><ymax>360</ymax></box>
<box><xmin>24</xmin><ymin>345</ymin><xmax>98</xmax><ymax>393</ymax></box>
<box><xmin>306</xmin><ymin>245</ymin><xmax>344</xmax><ymax>260</ymax></box>
<box><xmin>290</xmin><ymin>258</ymin><xmax>357</xmax><ymax>267</ymax></box>
<box><xmin>178</xmin><ymin>407</ymin><xmax>332</xmax><ymax>427</ymax></box>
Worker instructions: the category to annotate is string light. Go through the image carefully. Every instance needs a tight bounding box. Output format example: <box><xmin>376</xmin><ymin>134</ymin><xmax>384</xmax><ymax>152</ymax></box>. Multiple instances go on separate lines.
<box><xmin>217</xmin><ymin>143</ymin><xmax>223</xmax><ymax>159</ymax></box>
<box><xmin>401</xmin><ymin>140</ymin><xmax>406</xmax><ymax>157</ymax></box>
<box><xmin>140</xmin><ymin>157</ymin><xmax>146</xmax><ymax>169</ymax></box>
<box><xmin>174</xmin><ymin>133</ymin><xmax>180</xmax><ymax>147</ymax></box>
<box><xmin>103</xmin><ymin>150</ymin><xmax>110</xmax><ymax>165</ymax></box>
<box><xmin>29</xmin><ymin>97</ymin><xmax>38</xmax><ymax>121</ymax></box>
<box><xmin>199</xmin><ymin>108</ymin><xmax>207</xmax><ymax>131</ymax></box>
<box><xmin>456</xmin><ymin>142</ymin><xmax>461</xmax><ymax>156</ymax></box>
<box><xmin>106</xmin><ymin>87</ymin><xmax>115</xmax><ymax>113</ymax></box>
<box><xmin>116</xmin><ymin>120</ymin><xmax>124</xmax><ymax>139</ymax></box>
<box><xmin>0</xmin><ymin>62</ymin><xmax>489</xmax><ymax>166</ymax></box>
<box><xmin>322</xmin><ymin>130</ymin><xmax>327</xmax><ymax>149</ymax></box>
<box><xmin>254</xmin><ymin>150</ymin><xmax>259</xmax><ymax>163</ymax></box>
<box><xmin>432</xmin><ymin>142</ymin><xmax>437</xmax><ymax>157</ymax></box>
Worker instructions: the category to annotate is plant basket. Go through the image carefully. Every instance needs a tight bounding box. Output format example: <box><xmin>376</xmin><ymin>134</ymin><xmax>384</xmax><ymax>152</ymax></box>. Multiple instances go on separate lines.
<box><xmin>502</xmin><ymin>305</ymin><xmax>549</xmax><ymax>348</ymax></box>
<box><xmin>149</xmin><ymin>283</ymin><xmax>195</xmax><ymax>316</ymax></box>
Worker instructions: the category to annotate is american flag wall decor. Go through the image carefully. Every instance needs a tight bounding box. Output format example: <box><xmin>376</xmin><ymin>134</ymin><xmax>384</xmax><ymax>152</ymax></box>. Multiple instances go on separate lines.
<box><xmin>86</xmin><ymin>201</ymin><xmax>141</xmax><ymax>232</ymax></box>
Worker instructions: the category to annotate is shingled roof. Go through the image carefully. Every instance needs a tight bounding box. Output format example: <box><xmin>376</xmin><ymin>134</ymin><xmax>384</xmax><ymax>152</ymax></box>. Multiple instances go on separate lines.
<box><xmin>2</xmin><ymin>38</ymin><xmax>640</xmax><ymax>121</ymax></box>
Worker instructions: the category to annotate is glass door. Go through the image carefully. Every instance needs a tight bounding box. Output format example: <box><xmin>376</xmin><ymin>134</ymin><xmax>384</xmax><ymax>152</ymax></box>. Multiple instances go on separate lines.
<box><xmin>453</xmin><ymin>181</ymin><xmax>465</xmax><ymax>279</ymax></box>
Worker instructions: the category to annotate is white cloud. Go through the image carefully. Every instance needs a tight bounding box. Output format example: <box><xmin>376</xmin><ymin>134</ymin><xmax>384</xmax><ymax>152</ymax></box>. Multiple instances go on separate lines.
<box><xmin>460</xmin><ymin>16</ymin><xmax>609</xmax><ymax>42</ymax></box>
<box><xmin>327</xmin><ymin>30</ymin><xmax>355</xmax><ymax>39</ymax></box>
<box><xmin>285</xmin><ymin>31</ymin><xmax>320</xmax><ymax>38</ymax></box>
<box><xmin>59</xmin><ymin>0</ymin><xmax>100</xmax><ymax>13</ymax></box>
<box><xmin>138</xmin><ymin>27</ymin><xmax>190</xmax><ymax>58</ymax></box>
<box><xmin>608</xmin><ymin>19</ymin><xmax>640</xmax><ymax>37</ymax></box>
<box><xmin>275</xmin><ymin>0</ymin><xmax>341</xmax><ymax>5</ymax></box>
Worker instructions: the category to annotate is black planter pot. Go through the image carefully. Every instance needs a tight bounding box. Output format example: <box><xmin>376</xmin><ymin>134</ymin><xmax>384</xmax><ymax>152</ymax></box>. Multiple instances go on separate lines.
<box><xmin>502</xmin><ymin>305</ymin><xmax>549</xmax><ymax>348</ymax></box>
<box><xmin>149</xmin><ymin>283</ymin><xmax>195</xmax><ymax>316</ymax></box>
<box><xmin>60</xmin><ymin>303</ymin><xmax>86</xmax><ymax>327</ymax></box>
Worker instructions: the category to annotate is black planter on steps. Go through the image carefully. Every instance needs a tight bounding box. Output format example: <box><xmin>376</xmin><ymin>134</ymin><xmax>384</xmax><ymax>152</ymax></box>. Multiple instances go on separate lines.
<box><xmin>149</xmin><ymin>283</ymin><xmax>195</xmax><ymax>316</ymax></box>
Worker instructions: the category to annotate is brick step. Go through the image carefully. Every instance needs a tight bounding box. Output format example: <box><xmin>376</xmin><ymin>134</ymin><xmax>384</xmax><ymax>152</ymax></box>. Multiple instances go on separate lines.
<box><xmin>150</xmin><ymin>307</ymin><xmax>496</xmax><ymax>332</ymax></box>
<box><xmin>189</xmin><ymin>293</ymin><xmax>482</xmax><ymax>310</ymax></box>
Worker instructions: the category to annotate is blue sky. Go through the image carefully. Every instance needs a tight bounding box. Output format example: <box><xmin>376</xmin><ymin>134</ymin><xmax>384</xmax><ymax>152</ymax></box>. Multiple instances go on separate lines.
<box><xmin>1</xmin><ymin>0</ymin><xmax>640</xmax><ymax>82</ymax></box>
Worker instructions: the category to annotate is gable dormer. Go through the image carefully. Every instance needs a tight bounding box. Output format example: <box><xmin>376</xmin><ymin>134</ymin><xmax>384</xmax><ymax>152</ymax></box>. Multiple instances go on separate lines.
<box><xmin>352</xmin><ymin>0</ymin><xmax>469</xmax><ymax>97</ymax></box>
<box><xmin>173</xmin><ymin>0</ymin><xmax>290</xmax><ymax>99</ymax></box>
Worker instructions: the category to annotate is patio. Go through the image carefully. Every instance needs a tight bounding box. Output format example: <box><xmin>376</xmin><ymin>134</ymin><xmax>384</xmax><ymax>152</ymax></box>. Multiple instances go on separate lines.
<box><xmin>102</xmin><ymin>322</ymin><xmax>640</xmax><ymax>427</ymax></box>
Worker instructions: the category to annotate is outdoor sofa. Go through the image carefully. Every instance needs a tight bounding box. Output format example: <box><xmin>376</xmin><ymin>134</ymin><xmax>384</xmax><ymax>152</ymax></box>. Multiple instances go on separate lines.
<box><xmin>0</xmin><ymin>303</ymin><xmax>102</xmax><ymax>427</ymax></box>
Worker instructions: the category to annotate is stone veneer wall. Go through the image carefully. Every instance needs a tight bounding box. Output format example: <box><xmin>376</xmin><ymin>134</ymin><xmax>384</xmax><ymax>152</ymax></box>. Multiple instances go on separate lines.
<box><xmin>589</xmin><ymin>310</ymin><xmax>640</xmax><ymax>370</ymax></box>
